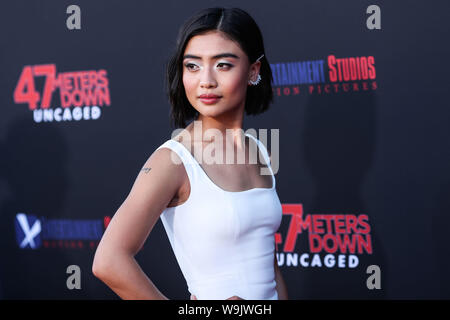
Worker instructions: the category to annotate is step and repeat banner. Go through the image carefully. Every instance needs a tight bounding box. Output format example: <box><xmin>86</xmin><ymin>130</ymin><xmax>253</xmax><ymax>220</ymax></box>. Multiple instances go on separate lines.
<box><xmin>0</xmin><ymin>1</ymin><xmax>449</xmax><ymax>299</ymax></box>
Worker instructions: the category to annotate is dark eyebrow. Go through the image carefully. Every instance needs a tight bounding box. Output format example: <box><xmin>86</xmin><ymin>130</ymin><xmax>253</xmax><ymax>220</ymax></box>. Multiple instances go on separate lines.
<box><xmin>183</xmin><ymin>53</ymin><xmax>240</xmax><ymax>60</ymax></box>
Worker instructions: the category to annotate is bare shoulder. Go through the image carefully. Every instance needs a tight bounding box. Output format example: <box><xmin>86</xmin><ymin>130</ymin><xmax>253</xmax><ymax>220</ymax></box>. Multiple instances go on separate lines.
<box><xmin>117</xmin><ymin>146</ymin><xmax>187</xmax><ymax>219</ymax></box>
<box><xmin>141</xmin><ymin>146</ymin><xmax>187</xmax><ymax>189</ymax></box>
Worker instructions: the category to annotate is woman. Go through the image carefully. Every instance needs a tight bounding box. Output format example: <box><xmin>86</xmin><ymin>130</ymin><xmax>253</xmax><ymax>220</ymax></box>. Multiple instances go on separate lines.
<box><xmin>92</xmin><ymin>7</ymin><xmax>288</xmax><ymax>300</ymax></box>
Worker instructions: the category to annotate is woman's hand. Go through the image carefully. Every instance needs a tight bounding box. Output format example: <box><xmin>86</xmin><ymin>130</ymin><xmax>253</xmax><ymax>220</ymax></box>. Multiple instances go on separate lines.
<box><xmin>190</xmin><ymin>294</ymin><xmax>244</xmax><ymax>300</ymax></box>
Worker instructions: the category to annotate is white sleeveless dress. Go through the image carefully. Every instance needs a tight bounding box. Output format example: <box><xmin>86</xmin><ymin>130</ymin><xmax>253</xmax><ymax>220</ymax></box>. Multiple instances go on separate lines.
<box><xmin>156</xmin><ymin>132</ymin><xmax>282</xmax><ymax>300</ymax></box>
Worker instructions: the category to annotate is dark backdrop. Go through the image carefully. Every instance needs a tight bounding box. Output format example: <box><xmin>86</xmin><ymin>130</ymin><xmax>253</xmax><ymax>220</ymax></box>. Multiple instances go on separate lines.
<box><xmin>0</xmin><ymin>0</ymin><xmax>449</xmax><ymax>299</ymax></box>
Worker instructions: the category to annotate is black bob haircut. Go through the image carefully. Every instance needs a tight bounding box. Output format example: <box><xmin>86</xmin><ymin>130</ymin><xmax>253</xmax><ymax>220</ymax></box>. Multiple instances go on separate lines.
<box><xmin>165</xmin><ymin>7</ymin><xmax>274</xmax><ymax>129</ymax></box>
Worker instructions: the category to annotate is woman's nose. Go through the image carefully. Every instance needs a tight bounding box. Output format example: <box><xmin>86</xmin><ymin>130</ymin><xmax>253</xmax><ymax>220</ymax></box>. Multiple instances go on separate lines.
<box><xmin>199</xmin><ymin>68</ymin><xmax>217</xmax><ymax>88</ymax></box>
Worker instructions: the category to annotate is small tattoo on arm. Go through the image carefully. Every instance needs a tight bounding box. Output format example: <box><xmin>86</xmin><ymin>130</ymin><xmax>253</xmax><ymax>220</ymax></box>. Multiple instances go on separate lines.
<box><xmin>141</xmin><ymin>167</ymin><xmax>151</xmax><ymax>173</ymax></box>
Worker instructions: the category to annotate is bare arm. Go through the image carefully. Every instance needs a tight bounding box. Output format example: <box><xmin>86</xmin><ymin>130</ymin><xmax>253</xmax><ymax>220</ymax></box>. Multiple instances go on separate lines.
<box><xmin>92</xmin><ymin>148</ymin><xmax>186</xmax><ymax>300</ymax></box>
<box><xmin>274</xmin><ymin>251</ymin><xmax>288</xmax><ymax>300</ymax></box>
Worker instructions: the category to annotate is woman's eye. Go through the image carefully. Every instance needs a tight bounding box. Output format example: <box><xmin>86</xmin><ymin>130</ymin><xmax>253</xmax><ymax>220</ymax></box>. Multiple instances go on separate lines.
<box><xmin>217</xmin><ymin>63</ymin><xmax>232</xmax><ymax>69</ymax></box>
<box><xmin>185</xmin><ymin>63</ymin><xmax>198</xmax><ymax>71</ymax></box>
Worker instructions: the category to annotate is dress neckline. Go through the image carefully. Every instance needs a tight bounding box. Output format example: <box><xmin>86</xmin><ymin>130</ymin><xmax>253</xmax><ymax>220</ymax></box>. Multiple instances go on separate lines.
<box><xmin>170</xmin><ymin>133</ymin><xmax>275</xmax><ymax>194</ymax></box>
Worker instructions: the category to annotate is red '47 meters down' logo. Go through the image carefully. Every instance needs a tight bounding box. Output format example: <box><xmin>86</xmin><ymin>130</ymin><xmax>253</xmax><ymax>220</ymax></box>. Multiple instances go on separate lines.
<box><xmin>276</xmin><ymin>204</ymin><xmax>373</xmax><ymax>255</ymax></box>
<box><xmin>13</xmin><ymin>64</ymin><xmax>110</xmax><ymax>110</ymax></box>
